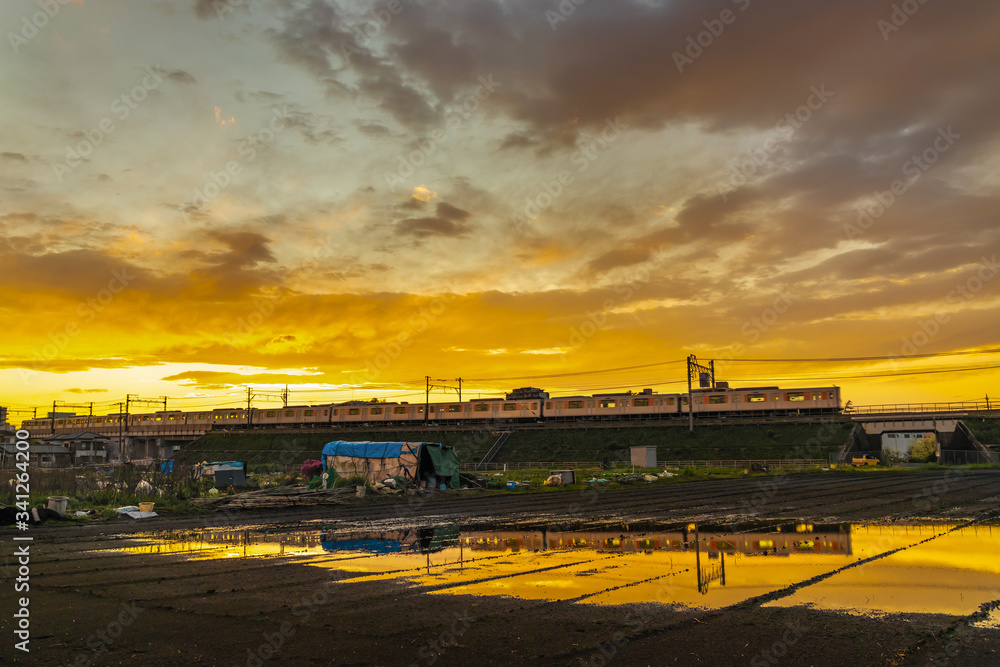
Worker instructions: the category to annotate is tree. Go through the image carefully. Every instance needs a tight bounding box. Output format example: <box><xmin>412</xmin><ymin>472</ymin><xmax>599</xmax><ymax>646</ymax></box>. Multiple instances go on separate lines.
<box><xmin>908</xmin><ymin>436</ymin><xmax>937</xmax><ymax>463</ymax></box>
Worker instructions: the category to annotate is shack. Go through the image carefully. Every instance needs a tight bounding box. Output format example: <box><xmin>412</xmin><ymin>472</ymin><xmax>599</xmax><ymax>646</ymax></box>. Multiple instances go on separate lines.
<box><xmin>321</xmin><ymin>441</ymin><xmax>460</xmax><ymax>489</ymax></box>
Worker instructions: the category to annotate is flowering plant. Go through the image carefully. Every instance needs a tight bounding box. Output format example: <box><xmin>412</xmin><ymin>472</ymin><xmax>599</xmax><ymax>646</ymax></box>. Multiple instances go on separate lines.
<box><xmin>301</xmin><ymin>459</ymin><xmax>323</xmax><ymax>479</ymax></box>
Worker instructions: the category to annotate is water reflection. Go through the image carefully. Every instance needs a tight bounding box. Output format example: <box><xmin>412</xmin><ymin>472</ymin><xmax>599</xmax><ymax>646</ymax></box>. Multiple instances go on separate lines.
<box><xmin>112</xmin><ymin>521</ymin><xmax>1000</xmax><ymax>617</ymax></box>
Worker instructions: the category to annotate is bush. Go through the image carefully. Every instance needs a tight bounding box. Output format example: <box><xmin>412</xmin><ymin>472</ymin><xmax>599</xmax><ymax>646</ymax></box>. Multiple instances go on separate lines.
<box><xmin>909</xmin><ymin>437</ymin><xmax>937</xmax><ymax>463</ymax></box>
<box><xmin>300</xmin><ymin>459</ymin><xmax>323</xmax><ymax>479</ymax></box>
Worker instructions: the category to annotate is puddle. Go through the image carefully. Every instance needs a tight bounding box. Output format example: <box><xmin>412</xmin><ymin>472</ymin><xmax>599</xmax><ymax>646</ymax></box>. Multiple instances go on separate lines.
<box><xmin>109</xmin><ymin>521</ymin><xmax>1000</xmax><ymax>618</ymax></box>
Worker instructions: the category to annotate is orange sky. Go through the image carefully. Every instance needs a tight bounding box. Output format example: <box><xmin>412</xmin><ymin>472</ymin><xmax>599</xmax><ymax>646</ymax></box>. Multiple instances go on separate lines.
<box><xmin>2</xmin><ymin>1</ymin><xmax>1000</xmax><ymax>421</ymax></box>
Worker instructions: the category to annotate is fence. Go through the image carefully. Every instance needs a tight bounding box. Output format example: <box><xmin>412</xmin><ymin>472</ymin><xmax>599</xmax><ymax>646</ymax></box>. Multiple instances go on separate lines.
<box><xmin>460</xmin><ymin>459</ymin><xmax>826</xmax><ymax>471</ymax></box>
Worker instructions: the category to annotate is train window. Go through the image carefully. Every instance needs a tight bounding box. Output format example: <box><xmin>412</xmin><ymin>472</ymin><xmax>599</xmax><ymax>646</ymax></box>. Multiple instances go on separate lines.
<box><xmin>447</xmin><ymin>405</ymin><xmax>461</xmax><ymax>413</ymax></box>
<box><xmin>667</xmin><ymin>397</ymin><xmax>675</xmax><ymax>405</ymax></box>
<box><xmin>634</xmin><ymin>398</ymin><xmax>650</xmax><ymax>407</ymax></box>
<box><xmin>348</xmin><ymin>408</ymin><xmax>360</xmax><ymax>415</ymax></box>
<box><xmin>502</xmin><ymin>403</ymin><xmax>518</xmax><ymax>411</ymax></box>
<box><xmin>708</xmin><ymin>395</ymin><xmax>727</xmax><ymax>404</ymax></box>
<box><xmin>266</xmin><ymin>411</ymin><xmax>275</xmax><ymax>417</ymax></box>
<box><xmin>732</xmin><ymin>395</ymin><xmax>742</xmax><ymax>403</ymax></box>
<box><xmin>305</xmin><ymin>410</ymin><xmax>315</xmax><ymax>416</ymax></box>
<box><xmin>417</xmin><ymin>406</ymin><xmax>424</xmax><ymax>413</ymax></box>
<box><xmin>370</xmin><ymin>407</ymin><xmax>382</xmax><ymax>415</ymax></box>
<box><xmin>545</xmin><ymin>402</ymin><xmax>552</xmax><ymax>410</ymax></box>
<box><xmin>812</xmin><ymin>393</ymin><xmax>820</xmax><ymax>400</ymax></box>
<box><xmin>394</xmin><ymin>406</ymin><xmax>408</xmax><ymax>414</ymax></box>
<box><xmin>531</xmin><ymin>403</ymin><xmax>538</xmax><ymax>410</ymax></box>
<box><xmin>599</xmin><ymin>399</ymin><xmax>616</xmax><ymax>408</ymax></box>
<box><xmin>285</xmin><ymin>410</ymin><xmax>294</xmax><ymax>417</ymax></box>
<box><xmin>567</xmin><ymin>400</ymin><xmax>583</xmax><ymax>409</ymax></box>
<box><xmin>747</xmin><ymin>394</ymin><xmax>766</xmax><ymax>402</ymax></box>
<box><xmin>681</xmin><ymin>397</ymin><xmax>689</xmax><ymax>405</ymax></box>
<box><xmin>785</xmin><ymin>392</ymin><xmax>805</xmax><ymax>402</ymax></box>
<box><xmin>474</xmin><ymin>404</ymin><xmax>489</xmax><ymax>412</ymax></box>
<box><xmin>429</xmin><ymin>406</ymin><xmax>436</xmax><ymax>413</ymax></box>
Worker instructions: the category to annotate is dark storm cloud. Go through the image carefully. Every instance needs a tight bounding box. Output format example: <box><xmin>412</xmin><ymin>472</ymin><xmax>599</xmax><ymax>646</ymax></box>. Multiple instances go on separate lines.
<box><xmin>266</xmin><ymin>0</ymin><xmax>438</xmax><ymax>130</ymax></box>
<box><xmin>435</xmin><ymin>202</ymin><xmax>470</xmax><ymax>221</ymax></box>
<box><xmin>153</xmin><ymin>67</ymin><xmax>196</xmax><ymax>84</ymax></box>
<box><xmin>396</xmin><ymin>217</ymin><xmax>467</xmax><ymax>238</ymax></box>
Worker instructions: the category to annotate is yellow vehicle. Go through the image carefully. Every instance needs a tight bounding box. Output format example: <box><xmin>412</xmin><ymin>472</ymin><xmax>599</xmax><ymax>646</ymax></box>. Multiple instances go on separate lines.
<box><xmin>851</xmin><ymin>455</ymin><xmax>879</xmax><ymax>466</ymax></box>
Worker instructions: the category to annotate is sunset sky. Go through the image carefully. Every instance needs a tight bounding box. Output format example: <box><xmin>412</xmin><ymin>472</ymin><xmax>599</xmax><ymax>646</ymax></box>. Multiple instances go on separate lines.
<box><xmin>2</xmin><ymin>0</ymin><xmax>1000</xmax><ymax>420</ymax></box>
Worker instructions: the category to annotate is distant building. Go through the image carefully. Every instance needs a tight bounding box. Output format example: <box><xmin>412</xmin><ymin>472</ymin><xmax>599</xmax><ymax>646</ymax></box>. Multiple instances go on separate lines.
<box><xmin>42</xmin><ymin>432</ymin><xmax>110</xmax><ymax>465</ymax></box>
<box><xmin>0</xmin><ymin>436</ymin><xmax>73</xmax><ymax>469</ymax></box>
<box><xmin>506</xmin><ymin>387</ymin><xmax>549</xmax><ymax>400</ymax></box>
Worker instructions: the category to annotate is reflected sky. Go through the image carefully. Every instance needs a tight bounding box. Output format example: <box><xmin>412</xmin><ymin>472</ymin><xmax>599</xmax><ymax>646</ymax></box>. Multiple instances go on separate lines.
<box><xmin>110</xmin><ymin>521</ymin><xmax>1000</xmax><ymax>618</ymax></box>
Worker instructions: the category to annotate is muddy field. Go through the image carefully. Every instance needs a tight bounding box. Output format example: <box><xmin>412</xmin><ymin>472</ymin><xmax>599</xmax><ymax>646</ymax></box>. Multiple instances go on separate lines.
<box><xmin>3</xmin><ymin>469</ymin><xmax>1000</xmax><ymax>666</ymax></box>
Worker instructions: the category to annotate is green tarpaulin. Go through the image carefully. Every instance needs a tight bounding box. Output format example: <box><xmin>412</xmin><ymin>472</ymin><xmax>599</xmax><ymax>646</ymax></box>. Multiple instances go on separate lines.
<box><xmin>424</xmin><ymin>444</ymin><xmax>460</xmax><ymax>489</ymax></box>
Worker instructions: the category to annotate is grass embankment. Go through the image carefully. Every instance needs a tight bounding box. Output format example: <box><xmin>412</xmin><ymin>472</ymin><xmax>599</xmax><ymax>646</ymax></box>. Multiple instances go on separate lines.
<box><xmin>178</xmin><ymin>421</ymin><xmax>855</xmax><ymax>467</ymax></box>
<box><xmin>960</xmin><ymin>417</ymin><xmax>1000</xmax><ymax>445</ymax></box>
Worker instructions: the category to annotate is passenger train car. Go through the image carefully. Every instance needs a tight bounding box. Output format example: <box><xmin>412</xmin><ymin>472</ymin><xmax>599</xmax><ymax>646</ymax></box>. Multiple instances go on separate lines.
<box><xmin>21</xmin><ymin>385</ymin><xmax>840</xmax><ymax>436</ymax></box>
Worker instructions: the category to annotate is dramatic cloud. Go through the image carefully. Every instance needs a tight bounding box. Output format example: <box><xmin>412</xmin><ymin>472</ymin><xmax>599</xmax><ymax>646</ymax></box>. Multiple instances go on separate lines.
<box><xmin>1</xmin><ymin>0</ymin><xmax>998</xmax><ymax>413</ymax></box>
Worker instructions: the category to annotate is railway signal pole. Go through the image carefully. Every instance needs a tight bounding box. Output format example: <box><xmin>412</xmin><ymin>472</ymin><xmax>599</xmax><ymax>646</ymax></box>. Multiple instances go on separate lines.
<box><xmin>686</xmin><ymin>356</ymin><xmax>715</xmax><ymax>432</ymax></box>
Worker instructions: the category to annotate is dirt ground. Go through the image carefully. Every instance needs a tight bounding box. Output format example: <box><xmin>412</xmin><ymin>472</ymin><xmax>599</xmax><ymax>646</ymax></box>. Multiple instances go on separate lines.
<box><xmin>3</xmin><ymin>469</ymin><xmax>1000</xmax><ymax>666</ymax></box>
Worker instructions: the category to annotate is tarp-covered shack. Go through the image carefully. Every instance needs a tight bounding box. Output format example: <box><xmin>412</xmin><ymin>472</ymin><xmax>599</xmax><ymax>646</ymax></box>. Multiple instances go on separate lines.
<box><xmin>321</xmin><ymin>441</ymin><xmax>460</xmax><ymax>489</ymax></box>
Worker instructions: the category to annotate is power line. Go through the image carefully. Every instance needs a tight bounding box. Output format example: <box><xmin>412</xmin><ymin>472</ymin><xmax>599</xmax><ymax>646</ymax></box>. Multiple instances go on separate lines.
<box><xmin>463</xmin><ymin>359</ymin><xmax>684</xmax><ymax>382</ymax></box>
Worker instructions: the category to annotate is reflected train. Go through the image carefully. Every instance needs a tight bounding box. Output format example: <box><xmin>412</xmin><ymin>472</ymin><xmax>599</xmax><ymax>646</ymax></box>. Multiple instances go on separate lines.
<box><xmin>22</xmin><ymin>385</ymin><xmax>841</xmax><ymax>437</ymax></box>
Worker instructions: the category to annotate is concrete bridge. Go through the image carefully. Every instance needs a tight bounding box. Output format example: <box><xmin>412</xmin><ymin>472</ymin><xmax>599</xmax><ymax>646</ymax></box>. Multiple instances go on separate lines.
<box><xmin>841</xmin><ymin>405</ymin><xmax>997</xmax><ymax>464</ymax></box>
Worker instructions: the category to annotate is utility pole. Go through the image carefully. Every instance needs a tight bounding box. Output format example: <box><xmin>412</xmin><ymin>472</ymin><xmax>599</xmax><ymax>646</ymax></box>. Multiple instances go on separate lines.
<box><xmin>686</xmin><ymin>356</ymin><xmax>716</xmax><ymax>432</ymax></box>
<box><xmin>247</xmin><ymin>386</ymin><xmax>252</xmax><ymax>428</ymax></box>
<box><xmin>425</xmin><ymin>376</ymin><xmax>430</xmax><ymax>423</ymax></box>
<box><xmin>51</xmin><ymin>400</ymin><xmax>56</xmax><ymax>434</ymax></box>
<box><xmin>283</xmin><ymin>385</ymin><xmax>289</xmax><ymax>408</ymax></box>
<box><xmin>457</xmin><ymin>377</ymin><xmax>462</xmax><ymax>402</ymax></box>
<box><xmin>687</xmin><ymin>356</ymin><xmax>693</xmax><ymax>432</ymax></box>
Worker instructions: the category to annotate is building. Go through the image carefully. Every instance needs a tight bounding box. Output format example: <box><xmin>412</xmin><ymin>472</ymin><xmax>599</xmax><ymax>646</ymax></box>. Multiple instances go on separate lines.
<box><xmin>41</xmin><ymin>432</ymin><xmax>110</xmax><ymax>465</ymax></box>
<box><xmin>0</xmin><ymin>437</ymin><xmax>73</xmax><ymax>468</ymax></box>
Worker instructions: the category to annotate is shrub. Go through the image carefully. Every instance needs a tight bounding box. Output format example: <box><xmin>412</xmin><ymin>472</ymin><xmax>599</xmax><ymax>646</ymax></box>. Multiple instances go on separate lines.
<box><xmin>300</xmin><ymin>459</ymin><xmax>323</xmax><ymax>479</ymax></box>
<box><xmin>909</xmin><ymin>437</ymin><xmax>937</xmax><ymax>463</ymax></box>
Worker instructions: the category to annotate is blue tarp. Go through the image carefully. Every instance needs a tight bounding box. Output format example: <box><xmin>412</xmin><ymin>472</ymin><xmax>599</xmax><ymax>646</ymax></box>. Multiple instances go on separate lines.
<box><xmin>159</xmin><ymin>460</ymin><xmax>174</xmax><ymax>473</ymax></box>
<box><xmin>321</xmin><ymin>441</ymin><xmax>405</xmax><ymax>467</ymax></box>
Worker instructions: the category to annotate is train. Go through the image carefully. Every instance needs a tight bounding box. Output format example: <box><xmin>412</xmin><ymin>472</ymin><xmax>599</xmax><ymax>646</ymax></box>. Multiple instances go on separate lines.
<box><xmin>21</xmin><ymin>385</ymin><xmax>841</xmax><ymax>437</ymax></box>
